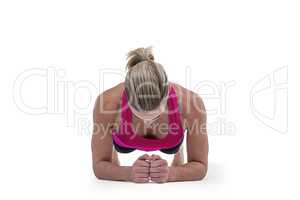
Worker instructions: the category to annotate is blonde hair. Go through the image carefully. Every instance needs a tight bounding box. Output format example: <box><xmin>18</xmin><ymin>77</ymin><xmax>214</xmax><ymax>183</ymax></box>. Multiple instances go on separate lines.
<box><xmin>125</xmin><ymin>47</ymin><xmax>168</xmax><ymax>111</ymax></box>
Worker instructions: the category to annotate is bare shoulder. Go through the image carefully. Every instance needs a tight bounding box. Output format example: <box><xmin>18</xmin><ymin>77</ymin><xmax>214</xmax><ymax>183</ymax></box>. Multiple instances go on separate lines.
<box><xmin>93</xmin><ymin>82</ymin><xmax>125</xmax><ymax>123</ymax></box>
<box><xmin>172</xmin><ymin>82</ymin><xmax>206</xmax><ymax>121</ymax></box>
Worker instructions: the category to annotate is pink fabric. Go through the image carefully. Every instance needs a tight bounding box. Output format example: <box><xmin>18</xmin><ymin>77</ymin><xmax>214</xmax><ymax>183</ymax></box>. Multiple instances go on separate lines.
<box><xmin>112</xmin><ymin>82</ymin><xmax>184</xmax><ymax>151</ymax></box>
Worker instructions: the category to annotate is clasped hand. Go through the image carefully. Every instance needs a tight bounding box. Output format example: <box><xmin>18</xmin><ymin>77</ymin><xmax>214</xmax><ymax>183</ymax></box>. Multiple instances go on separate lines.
<box><xmin>130</xmin><ymin>154</ymin><xmax>169</xmax><ymax>183</ymax></box>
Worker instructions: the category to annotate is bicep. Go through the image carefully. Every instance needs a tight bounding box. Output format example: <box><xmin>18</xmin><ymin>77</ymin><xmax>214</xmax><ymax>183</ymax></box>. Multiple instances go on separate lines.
<box><xmin>91</xmin><ymin>95</ymin><xmax>116</xmax><ymax>165</ymax></box>
<box><xmin>186</xmin><ymin>128</ymin><xmax>208</xmax><ymax>166</ymax></box>
<box><xmin>91</xmin><ymin>124</ymin><xmax>113</xmax><ymax>164</ymax></box>
<box><xmin>185</xmin><ymin>96</ymin><xmax>208</xmax><ymax>166</ymax></box>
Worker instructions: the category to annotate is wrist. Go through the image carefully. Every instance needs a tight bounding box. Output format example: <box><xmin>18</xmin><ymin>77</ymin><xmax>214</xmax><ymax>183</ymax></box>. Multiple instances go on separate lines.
<box><xmin>122</xmin><ymin>166</ymin><xmax>133</xmax><ymax>182</ymax></box>
<box><xmin>168</xmin><ymin>166</ymin><xmax>178</xmax><ymax>182</ymax></box>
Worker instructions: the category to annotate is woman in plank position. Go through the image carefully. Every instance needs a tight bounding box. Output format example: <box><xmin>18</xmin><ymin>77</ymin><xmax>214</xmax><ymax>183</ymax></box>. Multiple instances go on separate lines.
<box><xmin>92</xmin><ymin>47</ymin><xmax>208</xmax><ymax>183</ymax></box>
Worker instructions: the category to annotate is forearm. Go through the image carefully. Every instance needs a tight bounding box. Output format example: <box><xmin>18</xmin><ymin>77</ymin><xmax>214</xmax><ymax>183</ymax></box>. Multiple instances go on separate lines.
<box><xmin>168</xmin><ymin>161</ymin><xmax>207</xmax><ymax>182</ymax></box>
<box><xmin>93</xmin><ymin>161</ymin><xmax>131</xmax><ymax>181</ymax></box>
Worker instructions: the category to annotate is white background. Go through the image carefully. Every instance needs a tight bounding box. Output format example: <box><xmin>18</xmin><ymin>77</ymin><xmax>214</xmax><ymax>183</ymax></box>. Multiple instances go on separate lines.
<box><xmin>0</xmin><ymin>0</ymin><xmax>299</xmax><ymax>199</ymax></box>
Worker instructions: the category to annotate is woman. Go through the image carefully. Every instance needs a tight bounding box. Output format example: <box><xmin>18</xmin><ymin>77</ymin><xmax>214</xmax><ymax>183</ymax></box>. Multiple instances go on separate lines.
<box><xmin>92</xmin><ymin>47</ymin><xmax>208</xmax><ymax>183</ymax></box>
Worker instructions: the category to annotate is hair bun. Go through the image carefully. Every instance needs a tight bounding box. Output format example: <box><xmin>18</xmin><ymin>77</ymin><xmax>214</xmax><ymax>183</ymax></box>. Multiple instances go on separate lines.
<box><xmin>126</xmin><ymin>47</ymin><xmax>154</xmax><ymax>69</ymax></box>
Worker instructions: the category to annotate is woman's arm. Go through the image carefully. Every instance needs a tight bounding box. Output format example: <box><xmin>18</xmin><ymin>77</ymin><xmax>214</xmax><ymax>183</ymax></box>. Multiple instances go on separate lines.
<box><xmin>91</xmin><ymin>90</ymin><xmax>134</xmax><ymax>181</ymax></box>
<box><xmin>91</xmin><ymin>93</ymin><xmax>132</xmax><ymax>181</ymax></box>
<box><xmin>92</xmin><ymin>128</ymin><xmax>131</xmax><ymax>181</ymax></box>
<box><xmin>168</xmin><ymin>92</ymin><xmax>208</xmax><ymax>182</ymax></box>
<box><xmin>91</xmin><ymin>91</ymin><xmax>151</xmax><ymax>183</ymax></box>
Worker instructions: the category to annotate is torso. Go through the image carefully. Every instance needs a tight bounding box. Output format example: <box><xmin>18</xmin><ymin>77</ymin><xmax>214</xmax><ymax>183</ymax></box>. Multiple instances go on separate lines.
<box><xmin>109</xmin><ymin>82</ymin><xmax>187</xmax><ymax>165</ymax></box>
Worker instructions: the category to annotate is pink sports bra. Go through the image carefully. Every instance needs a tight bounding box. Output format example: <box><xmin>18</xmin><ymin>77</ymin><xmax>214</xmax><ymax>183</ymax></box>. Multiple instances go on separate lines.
<box><xmin>112</xmin><ymin>82</ymin><xmax>185</xmax><ymax>154</ymax></box>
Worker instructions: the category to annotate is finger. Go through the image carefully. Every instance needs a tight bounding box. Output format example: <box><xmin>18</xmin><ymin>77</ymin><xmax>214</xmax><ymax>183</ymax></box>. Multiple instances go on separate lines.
<box><xmin>150</xmin><ymin>159</ymin><xmax>168</xmax><ymax>168</ymax></box>
<box><xmin>150</xmin><ymin>172</ymin><xmax>167</xmax><ymax>178</ymax></box>
<box><xmin>134</xmin><ymin>167</ymin><xmax>150</xmax><ymax>173</ymax></box>
<box><xmin>134</xmin><ymin>177</ymin><xmax>149</xmax><ymax>183</ymax></box>
<box><xmin>135</xmin><ymin>173</ymin><xmax>150</xmax><ymax>178</ymax></box>
<box><xmin>135</xmin><ymin>160</ymin><xmax>150</xmax><ymax>167</ymax></box>
<box><xmin>138</xmin><ymin>154</ymin><xmax>150</xmax><ymax>161</ymax></box>
<box><xmin>150</xmin><ymin>154</ymin><xmax>161</xmax><ymax>161</ymax></box>
<box><xmin>150</xmin><ymin>166</ymin><xmax>168</xmax><ymax>173</ymax></box>
<box><xmin>150</xmin><ymin>177</ymin><xmax>166</xmax><ymax>183</ymax></box>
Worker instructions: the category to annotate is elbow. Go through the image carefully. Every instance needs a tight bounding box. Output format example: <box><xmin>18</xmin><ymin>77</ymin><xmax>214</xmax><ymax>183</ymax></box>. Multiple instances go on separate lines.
<box><xmin>92</xmin><ymin>161</ymin><xmax>105</xmax><ymax>180</ymax></box>
<box><xmin>93</xmin><ymin>165</ymin><xmax>102</xmax><ymax>180</ymax></box>
<box><xmin>197</xmin><ymin>170</ymin><xmax>207</xmax><ymax>181</ymax></box>
<box><xmin>93</xmin><ymin>170</ymin><xmax>103</xmax><ymax>180</ymax></box>
<box><xmin>194</xmin><ymin>162</ymin><xmax>208</xmax><ymax>181</ymax></box>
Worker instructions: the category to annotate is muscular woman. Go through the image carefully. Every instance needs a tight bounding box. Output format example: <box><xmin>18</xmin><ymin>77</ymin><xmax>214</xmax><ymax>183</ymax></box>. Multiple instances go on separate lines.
<box><xmin>91</xmin><ymin>47</ymin><xmax>208</xmax><ymax>183</ymax></box>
